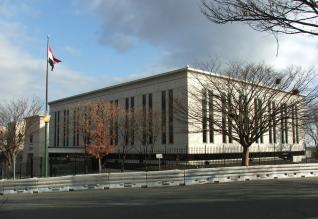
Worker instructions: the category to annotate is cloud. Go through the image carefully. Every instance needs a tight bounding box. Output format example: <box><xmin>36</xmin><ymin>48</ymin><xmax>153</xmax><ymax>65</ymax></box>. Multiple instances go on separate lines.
<box><xmin>64</xmin><ymin>45</ymin><xmax>80</xmax><ymax>56</ymax></box>
<box><xmin>0</xmin><ymin>35</ymin><xmax>102</xmax><ymax>102</ymax></box>
<box><xmin>0</xmin><ymin>18</ymin><xmax>105</xmax><ymax>102</ymax></box>
<box><xmin>82</xmin><ymin>0</ymin><xmax>318</xmax><ymax>70</ymax></box>
<box><xmin>1</xmin><ymin>0</ymin><xmax>317</xmax><ymax>104</ymax></box>
<box><xmin>266</xmin><ymin>36</ymin><xmax>318</xmax><ymax>70</ymax></box>
<box><xmin>0</xmin><ymin>0</ymin><xmax>40</xmax><ymax>18</ymax></box>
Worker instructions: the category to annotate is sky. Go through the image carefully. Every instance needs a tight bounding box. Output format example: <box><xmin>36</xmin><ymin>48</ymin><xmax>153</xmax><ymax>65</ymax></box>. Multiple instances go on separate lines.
<box><xmin>0</xmin><ymin>0</ymin><xmax>317</xmax><ymax>103</ymax></box>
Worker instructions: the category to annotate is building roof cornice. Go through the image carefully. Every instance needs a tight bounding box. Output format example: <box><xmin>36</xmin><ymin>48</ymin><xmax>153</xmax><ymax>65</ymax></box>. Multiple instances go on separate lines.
<box><xmin>49</xmin><ymin>66</ymin><xmax>190</xmax><ymax>105</ymax></box>
<box><xmin>49</xmin><ymin>65</ymin><xmax>303</xmax><ymax>105</ymax></box>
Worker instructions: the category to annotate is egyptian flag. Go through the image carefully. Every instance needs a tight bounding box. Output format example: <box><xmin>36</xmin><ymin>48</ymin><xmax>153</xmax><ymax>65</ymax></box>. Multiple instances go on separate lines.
<box><xmin>48</xmin><ymin>46</ymin><xmax>61</xmax><ymax>71</ymax></box>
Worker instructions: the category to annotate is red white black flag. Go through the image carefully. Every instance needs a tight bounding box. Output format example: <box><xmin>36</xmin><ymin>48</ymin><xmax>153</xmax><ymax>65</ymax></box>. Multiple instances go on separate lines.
<box><xmin>48</xmin><ymin>46</ymin><xmax>61</xmax><ymax>71</ymax></box>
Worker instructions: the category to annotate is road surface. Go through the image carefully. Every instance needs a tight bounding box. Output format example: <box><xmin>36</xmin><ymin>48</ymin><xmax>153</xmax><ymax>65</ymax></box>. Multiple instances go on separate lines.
<box><xmin>1</xmin><ymin>177</ymin><xmax>318</xmax><ymax>219</ymax></box>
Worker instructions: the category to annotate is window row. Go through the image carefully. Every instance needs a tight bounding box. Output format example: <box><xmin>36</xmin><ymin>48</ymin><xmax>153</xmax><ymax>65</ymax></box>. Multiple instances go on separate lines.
<box><xmin>52</xmin><ymin>90</ymin><xmax>174</xmax><ymax>147</ymax></box>
<box><xmin>201</xmin><ymin>91</ymin><xmax>300</xmax><ymax>144</ymax></box>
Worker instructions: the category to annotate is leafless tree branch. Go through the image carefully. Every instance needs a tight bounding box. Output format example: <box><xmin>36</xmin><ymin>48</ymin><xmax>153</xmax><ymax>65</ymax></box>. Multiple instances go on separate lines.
<box><xmin>201</xmin><ymin>0</ymin><xmax>318</xmax><ymax>36</ymax></box>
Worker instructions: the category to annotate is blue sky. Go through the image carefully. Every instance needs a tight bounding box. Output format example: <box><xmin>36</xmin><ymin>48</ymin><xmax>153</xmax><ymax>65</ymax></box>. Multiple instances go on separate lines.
<box><xmin>0</xmin><ymin>0</ymin><xmax>318</xmax><ymax>103</ymax></box>
<box><xmin>2</xmin><ymin>0</ymin><xmax>158</xmax><ymax>76</ymax></box>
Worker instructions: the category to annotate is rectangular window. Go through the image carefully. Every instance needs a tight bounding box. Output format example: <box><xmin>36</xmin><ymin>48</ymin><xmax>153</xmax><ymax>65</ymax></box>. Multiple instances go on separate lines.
<box><xmin>253</xmin><ymin>98</ymin><xmax>264</xmax><ymax>143</ymax></box>
<box><xmin>239</xmin><ymin>94</ymin><xmax>244</xmax><ymax>138</ymax></box>
<box><xmin>202</xmin><ymin>89</ymin><xmax>207</xmax><ymax>143</ymax></box>
<box><xmin>162</xmin><ymin>91</ymin><xmax>166</xmax><ymax>144</ymax></box>
<box><xmin>63</xmin><ymin>110</ymin><xmax>69</xmax><ymax>147</ymax></box>
<box><xmin>57</xmin><ymin>111</ymin><xmax>60</xmax><ymax>147</ymax></box>
<box><xmin>63</xmin><ymin>110</ymin><xmax>66</xmax><ymax>147</ymax></box>
<box><xmin>54</xmin><ymin>112</ymin><xmax>57</xmax><ymax>147</ymax></box>
<box><xmin>168</xmin><ymin>89</ymin><xmax>174</xmax><ymax>144</ymax></box>
<box><xmin>259</xmin><ymin>99</ymin><xmax>263</xmax><ymax>144</ymax></box>
<box><xmin>295</xmin><ymin>106</ymin><xmax>299</xmax><ymax>143</ymax></box>
<box><xmin>280</xmin><ymin>105</ymin><xmax>285</xmax><ymax>144</ymax></box>
<box><xmin>228</xmin><ymin>94</ymin><xmax>233</xmax><ymax>143</ymax></box>
<box><xmin>67</xmin><ymin>110</ymin><xmax>69</xmax><ymax>146</ymax></box>
<box><xmin>29</xmin><ymin>135</ymin><xmax>33</xmax><ymax>144</ymax></box>
<box><xmin>272</xmin><ymin>102</ymin><xmax>277</xmax><ymax>144</ymax></box>
<box><xmin>254</xmin><ymin>98</ymin><xmax>259</xmax><ymax>143</ymax></box>
<box><xmin>83</xmin><ymin>107</ymin><xmax>90</xmax><ymax>145</ymax></box>
<box><xmin>209</xmin><ymin>90</ymin><xmax>214</xmax><ymax>143</ymax></box>
<box><xmin>268</xmin><ymin>102</ymin><xmax>272</xmax><ymax>144</ymax></box>
<box><xmin>110</xmin><ymin>100</ymin><xmax>113</xmax><ymax>145</ymax></box>
<box><xmin>292</xmin><ymin>106</ymin><xmax>295</xmax><ymax>144</ymax></box>
<box><xmin>149</xmin><ymin>93</ymin><xmax>153</xmax><ymax>144</ymax></box>
<box><xmin>284</xmin><ymin>104</ymin><xmax>288</xmax><ymax>143</ymax></box>
<box><xmin>73</xmin><ymin>109</ymin><xmax>76</xmax><ymax>146</ymax></box>
<box><xmin>130</xmin><ymin>97</ymin><xmax>135</xmax><ymax>145</ymax></box>
<box><xmin>114</xmin><ymin>100</ymin><xmax>118</xmax><ymax>145</ymax></box>
<box><xmin>221</xmin><ymin>94</ymin><xmax>227</xmax><ymax>143</ymax></box>
<box><xmin>76</xmin><ymin>108</ymin><xmax>79</xmax><ymax>146</ymax></box>
<box><xmin>72</xmin><ymin>108</ymin><xmax>79</xmax><ymax>146</ymax></box>
<box><xmin>125</xmin><ymin>97</ymin><xmax>129</xmax><ymax>145</ymax></box>
<box><xmin>142</xmin><ymin>94</ymin><xmax>147</xmax><ymax>145</ymax></box>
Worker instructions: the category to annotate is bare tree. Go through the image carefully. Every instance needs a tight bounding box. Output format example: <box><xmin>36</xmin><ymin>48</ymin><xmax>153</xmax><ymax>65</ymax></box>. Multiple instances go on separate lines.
<box><xmin>201</xmin><ymin>0</ymin><xmax>318</xmax><ymax>36</ymax></box>
<box><xmin>177</xmin><ymin>62</ymin><xmax>318</xmax><ymax>166</ymax></box>
<box><xmin>134</xmin><ymin>107</ymin><xmax>162</xmax><ymax>169</ymax></box>
<box><xmin>305</xmin><ymin>106</ymin><xmax>318</xmax><ymax>151</ymax></box>
<box><xmin>79</xmin><ymin>101</ymin><xmax>116</xmax><ymax>173</ymax></box>
<box><xmin>116</xmin><ymin>105</ymin><xmax>136</xmax><ymax>172</ymax></box>
<box><xmin>0</xmin><ymin>98</ymin><xmax>42</xmax><ymax>179</ymax></box>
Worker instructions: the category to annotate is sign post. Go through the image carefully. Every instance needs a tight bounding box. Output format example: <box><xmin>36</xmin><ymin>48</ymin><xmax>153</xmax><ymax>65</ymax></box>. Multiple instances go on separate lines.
<box><xmin>156</xmin><ymin>154</ymin><xmax>163</xmax><ymax>171</ymax></box>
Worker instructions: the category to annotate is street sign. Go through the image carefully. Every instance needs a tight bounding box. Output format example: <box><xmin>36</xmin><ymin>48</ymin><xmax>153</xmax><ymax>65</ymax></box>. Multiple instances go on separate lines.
<box><xmin>156</xmin><ymin>154</ymin><xmax>163</xmax><ymax>159</ymax></box>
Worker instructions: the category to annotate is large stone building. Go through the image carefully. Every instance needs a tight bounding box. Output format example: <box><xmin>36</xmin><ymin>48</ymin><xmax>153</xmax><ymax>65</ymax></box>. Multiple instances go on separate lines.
<box><xmin>47</xmin><ymin>66</ymin><xmax>304</xmax><ymax>174</ymax></box>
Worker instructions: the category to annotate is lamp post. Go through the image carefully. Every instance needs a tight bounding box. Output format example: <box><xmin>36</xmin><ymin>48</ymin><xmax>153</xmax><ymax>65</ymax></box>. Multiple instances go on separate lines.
<box><xmin>43</xmin><ymin>114</ymin><xmax>50</xmax><ymax>177</ymax></box>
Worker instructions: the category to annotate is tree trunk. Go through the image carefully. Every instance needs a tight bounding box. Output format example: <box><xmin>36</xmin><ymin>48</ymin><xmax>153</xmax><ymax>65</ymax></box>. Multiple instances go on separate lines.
<box><xmin>242</xmin><ymin>147</ymin><xmax>250</xmax><ymax>166</ymax></box>
<box><xmin>13</xmin><ymin>154</ymin><xmax>16</xmax><ymax>180</ymax></box>
<box><xmin>121</xmin><ymin>160</ymin><xmax>124</xmax><ymax>172</ymax></box>
<box><xmin>314</xmin><ymin>139</ymin><xmax>318</xmax><ymax>154</ymax></box>
<box><xmin>98</xmin><ymin>158</ymin><xmax>102</xmax><ymax>173</ymax></box>
<box><xmin>4</xmin><ymin>160</ymin><xmax>9</xmax><ymax>179</ymax></box>
<box><xmin>121</xmin><ymin>154</ymin><xmax>126</xmax><ymax>172</ymax></box>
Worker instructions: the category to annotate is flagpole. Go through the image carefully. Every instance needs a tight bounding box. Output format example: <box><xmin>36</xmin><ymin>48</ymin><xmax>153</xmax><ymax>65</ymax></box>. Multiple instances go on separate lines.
<box><xmin>46</xmin><ymin>35</ymin><xmax>49</xmax><ymax>113</ymax></box>
<box><xmin>44</xmin><ymin>35</ymin><xmax>50</xmax><ymax>177</ymax></box>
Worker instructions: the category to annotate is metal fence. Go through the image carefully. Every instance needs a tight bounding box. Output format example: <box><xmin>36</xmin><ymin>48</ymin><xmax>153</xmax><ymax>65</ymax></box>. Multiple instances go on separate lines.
<box><xmin>1</xmin><ymin>145</ymin><xmax>311</xmax><ymax>179</ymax></box>
<box><xmin>46</xmin><ymin>145</ymin><xmax>307</xmax><ymax>176</ymax></box>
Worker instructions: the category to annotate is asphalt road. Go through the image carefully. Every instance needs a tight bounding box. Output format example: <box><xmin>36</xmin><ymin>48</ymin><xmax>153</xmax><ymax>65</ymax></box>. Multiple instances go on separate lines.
<box><xmin>1</xmin><ymin>177</ymin><xmax>318</xmax><ymax>219</ymax></box>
